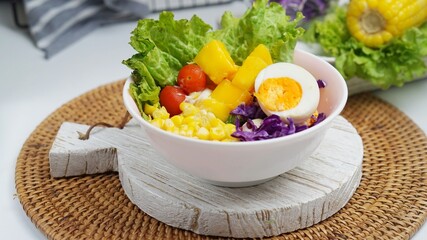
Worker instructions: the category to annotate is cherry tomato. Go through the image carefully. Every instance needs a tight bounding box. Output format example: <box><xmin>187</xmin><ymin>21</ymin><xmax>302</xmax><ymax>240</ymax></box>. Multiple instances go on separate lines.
<box><xmin>159</xmin><ymin>86</ymin><xmax>186</xmax><ymax>116</ymax></box>
<box><xmin>177</xmin><ymin>64</ymin><xmax>207</xmax><ymax>94</ymax></box>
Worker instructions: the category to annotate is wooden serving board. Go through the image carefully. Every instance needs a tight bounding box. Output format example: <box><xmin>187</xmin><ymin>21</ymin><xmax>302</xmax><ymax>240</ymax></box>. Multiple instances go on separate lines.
<box><xmin>49</xmin><ymin>116</ymin><xmax>363</xmax><ymax>238</ymax></box>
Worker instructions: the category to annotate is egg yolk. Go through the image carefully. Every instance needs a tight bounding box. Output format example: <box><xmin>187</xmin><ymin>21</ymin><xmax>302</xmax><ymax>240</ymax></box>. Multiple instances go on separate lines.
<box><xmin>255</xmin><ymin>77</ymin><xmax>302</xmax><ymax>111</ymax></box>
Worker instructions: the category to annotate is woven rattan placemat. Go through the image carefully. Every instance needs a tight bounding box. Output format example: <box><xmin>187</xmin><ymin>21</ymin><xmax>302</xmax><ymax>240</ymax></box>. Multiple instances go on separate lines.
<box><xmin>15</xmin><ymin>80</ymin><xmax>427</xmax><ymax>240</ymax></box>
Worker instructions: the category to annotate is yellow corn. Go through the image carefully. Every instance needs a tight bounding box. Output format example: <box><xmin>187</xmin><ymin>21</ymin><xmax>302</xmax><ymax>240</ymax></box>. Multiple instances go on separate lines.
<box><xmin>152</xmin><ymin>107</ymin><xmax>170</xmax><ymax>119</ymax></box>
<box><xmin>346</xmin><ymin>0</ymin><xmax>427</xmax><ymax>47</ymax></box>
<box><xmin>196</xmin><ymin>127</ymin><xmax>210</xmax><ymax>140</ymax></box>
<box><xmin>170</xmin><ymin>115</ymin><xmax>184</xmax><ymax>126</ymax></box>
<box><xmin>161</xmin><ymin>119</ymin><xmax>175</xmax><ymax>132</ymax></box>
<box><xmin>149</xmin><ymin>102</ymin><xmax>236</xmax><ymax>141</ymax></box>
<box><xmin>180</xmin><ymin>102</ymin><xmax>199</xmax><ymax>116</ymax></box>
<box><xmin>179</xmin><ymin>126</ymin><xmax>194</xmax><ymax>138</ymax></box>
<box><xmin>209</xmin><ymin>127</ymin><xmax>226</xmax><ymax>140</ymax></box>
<box><xmin>151</xmin><ymin>118</ymin><xmax>164</xmax><ymax>128</ymax></box>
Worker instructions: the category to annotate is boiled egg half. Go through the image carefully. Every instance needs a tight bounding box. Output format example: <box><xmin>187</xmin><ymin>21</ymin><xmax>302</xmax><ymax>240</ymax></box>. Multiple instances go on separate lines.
<box><xmin>254</xmin><ymin>62</ymin><xmax>320</xmax><ymax>124</ymax></box>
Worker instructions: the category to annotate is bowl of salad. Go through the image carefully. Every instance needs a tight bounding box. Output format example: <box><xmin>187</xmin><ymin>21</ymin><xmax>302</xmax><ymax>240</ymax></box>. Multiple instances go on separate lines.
<box><xmin>122</xmin><ymin>0</ymin><xmax>348</xmax><ymax>187</ymax></box>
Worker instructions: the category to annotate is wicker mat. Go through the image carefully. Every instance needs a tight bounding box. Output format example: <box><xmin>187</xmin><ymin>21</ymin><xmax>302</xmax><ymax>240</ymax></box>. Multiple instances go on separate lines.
<box><xmin>15</xmin><ymin>80</ymin><xmax>427</xmax><ymax>240</ymax></box>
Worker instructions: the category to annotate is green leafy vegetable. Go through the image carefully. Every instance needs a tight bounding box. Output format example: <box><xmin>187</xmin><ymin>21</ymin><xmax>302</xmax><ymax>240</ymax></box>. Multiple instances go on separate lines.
<box><xmin>124</xmin><ymin>12</ymin><xmax>212</xmax><ymax>87</ymax></box>
<box><xmin>123</xmin><ymin>0</ymin><xmax>304</xmax><ymax>109</ymax></box>
<box><xmin>303</xmin><ymin>6</ymin><xmax>427</xmax><ymax>89</ymax></box>
<box><xmin>212</xmin><ymin>0</ymin><xmax>304</xmax><ymax>65</ymax></box>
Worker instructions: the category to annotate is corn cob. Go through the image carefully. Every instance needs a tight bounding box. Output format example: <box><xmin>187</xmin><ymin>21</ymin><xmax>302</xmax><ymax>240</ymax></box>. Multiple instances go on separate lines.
<box><xmin>346</xmin><ymin>0</ymin><xmax>427</xmax><ymax>47</ymax></box>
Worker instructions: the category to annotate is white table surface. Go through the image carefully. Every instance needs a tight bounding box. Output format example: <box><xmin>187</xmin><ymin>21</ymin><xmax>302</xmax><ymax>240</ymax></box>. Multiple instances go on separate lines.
<box><xmin>1</xmin><ymin>2</ymin><xmax>426</xmax><ymax>239</ymax></box>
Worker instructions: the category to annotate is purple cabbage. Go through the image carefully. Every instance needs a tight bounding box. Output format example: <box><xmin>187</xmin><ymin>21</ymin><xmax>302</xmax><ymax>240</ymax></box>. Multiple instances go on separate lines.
<box><xmin>230</xmin><ymin>100</ymin><xmax>267</xmax><ymax>124</ymax></box>
<box><xmin>317</xmin><ymin>79</ymin><xmax>327</xmax><ymax>88</ymax></box>
<box><xmin>269</xmin><ymin>0</ymin><xmax>330</xmax><ymax>21</ymax></box>
<box><xmin>231</xmin><ymin>113</ymin><xmax>326</xmax><ymax>142</ymax></box>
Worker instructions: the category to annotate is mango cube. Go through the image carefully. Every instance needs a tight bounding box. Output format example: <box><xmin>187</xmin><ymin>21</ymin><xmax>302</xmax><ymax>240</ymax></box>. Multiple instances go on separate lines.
<box><xmin>211</xmin><ymin>80</ymin><xmax>252</xmax><ymax>110</ymax></box>
<box><xmin>196</xmin><ymin>98</ymin><xmax>232</xmax><ymax>122</ymax></box>
<box><xmin>232</xmin><ymin>56</ymin><xmax>268</xmax><ymax>92</ymax></box>
<box><xmin>248</xmin><ymin>44</ymin><xmax>273</xmax><ymax>65</ymax></box>
<box><xmin>194</xmin><ymin>40</ymin><xmax>238</xmax><ymax>84</ymax></box>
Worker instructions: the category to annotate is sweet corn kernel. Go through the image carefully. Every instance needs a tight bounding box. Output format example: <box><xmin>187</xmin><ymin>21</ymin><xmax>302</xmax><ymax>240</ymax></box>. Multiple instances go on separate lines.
<box><xmin>187</xmin><ymin>120</ymin><xmax>199</xmax><ymax>129</ymax></box>
<box><xmin>182</xmin><ymin>115</ymin><xmax>196</xmax><ymax>124</ymax></box>
<box><xmin>170</xmin><ymin>115</ymin><xmax>184</xmax><ymax>126</ymax></box>
<box><xmin>210</xmin><ymin>127</ymin><xmax>226</xmax><ymax>140</ymax></box>
<box><xmin>150</xmin><ymin>118</ymin><xmax>164</xmax><ymax>128</ymax></box>
<box><xmin>180</xmin><ymin>102</ymin><xmax>199</xmax><ymax>116</ymax></box>
<box><xmin>163</xmin><ymin>119</ymin><xmax>175</xmax><ymax>131</ymax></box>
<box><xmin>179</xmin><ymin>126</ymin><xmax>194</xmax><ymax>137</ymax></box>
<box><xmin>152</xmin><ymin>107</ymin><xmax>170</xmax><ymax>119</ymax></box>
<box><xmin>170</xmin><ymin>126</ymin><xmax>180</xmax><ymax>135</ymax></box>
<box><xmin>196</xmin><ymin>127</ymin><xmax>210</xmax><ymax>140</ymax></box>
<box><xmin>155</xmin><ymin>101</ymin><xmax>239</xmax><ymax>141</ymax></box>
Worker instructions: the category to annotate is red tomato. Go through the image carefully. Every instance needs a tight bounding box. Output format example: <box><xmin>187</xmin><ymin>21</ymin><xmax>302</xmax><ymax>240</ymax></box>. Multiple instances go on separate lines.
<box><xmin>177</xmin><ymin>64</ymin><xmax>207</xmax><ymax>94</ymax></box>
<box><xmin>159</xmin><ymin>86</ymin><xmax>186</xmax><ymax>116</ymax></box>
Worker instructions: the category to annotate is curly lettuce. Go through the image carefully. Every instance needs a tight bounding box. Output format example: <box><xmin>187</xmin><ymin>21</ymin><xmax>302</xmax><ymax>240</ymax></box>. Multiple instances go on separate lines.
<box><xmin>303</xmin><ymin>6</ymin><xmax>427</xmax><ymax>89</ymax></box>
<box><xmin>212</xmin><ymin>0</ymin><xmax>304</xmax><ymax>65</ymax></box>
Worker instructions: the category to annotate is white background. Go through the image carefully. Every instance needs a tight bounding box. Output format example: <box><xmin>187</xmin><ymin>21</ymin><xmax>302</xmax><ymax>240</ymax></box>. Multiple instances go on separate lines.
<box><xmin>1</xmin><ymin>1</ymin><xmax>426</xmax><ymax>239</ymax></box>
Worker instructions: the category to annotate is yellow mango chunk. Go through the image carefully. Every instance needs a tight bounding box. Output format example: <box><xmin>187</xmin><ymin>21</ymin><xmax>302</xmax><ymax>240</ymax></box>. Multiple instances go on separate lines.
<box><xmin>211</xmin><ymin>80</ymin><xmax>252</xmax><ymax>110</ymax></box>
<box><xmin>232</xmin><ymin>56</ymin><xmax>268</xmax><ymax>92</ymax></box>
<box><xmin>196</xmin><ymin>98</ymin><xmax>233</xmax><ymax>122</ymax></box>
<box><xmin>248</xmin><ymin>44</ymin><xmax>273</xmax><ymax>65</ymax></box>
<box><xmin>194</xmin><ymin>40</ymin><xmax>238</xmax><ymax>84</ymax></box>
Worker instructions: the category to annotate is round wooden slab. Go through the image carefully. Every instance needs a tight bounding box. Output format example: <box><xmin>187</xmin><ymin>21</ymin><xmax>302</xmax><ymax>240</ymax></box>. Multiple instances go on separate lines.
<box><xmin>15</xmin><ymin>80</ymin><xmax>427</xmax><ymax>240</ymax></box>
<box><xmin>117</xmin><ymin>116</ymin><xmax>362</xmax><ymax>238</ymax></box>
<box><xmin>47</xmin><ymin>114</ymin><xmax>362</xmax><ymax>237</ymax></box>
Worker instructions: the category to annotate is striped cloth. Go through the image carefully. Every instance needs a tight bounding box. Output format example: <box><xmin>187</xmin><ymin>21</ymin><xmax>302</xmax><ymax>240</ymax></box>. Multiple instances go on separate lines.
<box><xmin>23</xmin><ymin>0</ymin><xmax>239</xmax><ymax>58</ymax></box>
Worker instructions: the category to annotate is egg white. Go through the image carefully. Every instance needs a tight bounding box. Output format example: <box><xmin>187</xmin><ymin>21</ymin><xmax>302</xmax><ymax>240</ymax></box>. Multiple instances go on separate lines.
<box><xmin>254</xmin><ymin>62</ymin><xmax>320</xmax><ymax>124</ymax></box>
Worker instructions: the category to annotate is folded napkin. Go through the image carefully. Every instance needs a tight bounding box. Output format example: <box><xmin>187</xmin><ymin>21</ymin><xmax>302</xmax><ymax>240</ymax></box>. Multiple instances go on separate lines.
<box><xmin>23</xmin><ymin>0</ymin><xmax>239</xmax><ymax>58</ymax></box>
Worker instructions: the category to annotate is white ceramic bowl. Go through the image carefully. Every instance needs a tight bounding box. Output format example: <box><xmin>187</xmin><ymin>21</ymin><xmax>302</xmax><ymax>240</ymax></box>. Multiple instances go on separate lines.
<box><xmin>123</xmin><ymin>48</ymin><xmax>348</xmax><ymax>187</ymax></box>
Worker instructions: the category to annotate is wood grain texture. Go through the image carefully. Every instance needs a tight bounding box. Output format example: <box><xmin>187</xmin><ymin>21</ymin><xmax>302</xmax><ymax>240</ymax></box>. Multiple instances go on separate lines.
<box><xmin>49</xmin><ymin>116</ymin><xmax>363</xmax><ymax>238</ymax></box>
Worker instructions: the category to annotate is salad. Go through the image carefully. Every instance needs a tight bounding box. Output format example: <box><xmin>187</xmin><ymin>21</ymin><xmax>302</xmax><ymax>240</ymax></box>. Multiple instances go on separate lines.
<box><xmin>123</xmin><ymin>0</ymin><xmax>326</xmax><ymax>142</ymax></box>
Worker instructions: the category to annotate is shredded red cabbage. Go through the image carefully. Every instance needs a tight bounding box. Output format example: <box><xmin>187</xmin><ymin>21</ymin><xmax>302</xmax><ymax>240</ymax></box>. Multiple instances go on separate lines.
<box><xmin>229</xmin><ymin>100</ymin><xmax>267</xmax><ymax>125</ymax></box>
<box><xmin>231</xmin><ymin>112</ymin><xmax>326</xmax><ymax>142</ymax></box>
<box><xmin>317</xmin><ymin>79</ymin><xmax>327</xmax><ymax>88</ymax></box>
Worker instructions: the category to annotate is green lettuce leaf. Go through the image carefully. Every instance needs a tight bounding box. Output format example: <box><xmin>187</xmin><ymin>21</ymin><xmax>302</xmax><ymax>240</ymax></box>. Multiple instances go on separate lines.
<box><xmin>124</xmin><ymin>12</ymin><xmax>212</xmax><ymax>87</ymax></box>
<box><xmin>303</xmin><ymin>6</ymin><xmax>427</xmax><ymax>89</ymax></box>
<box><xmin>125</xmin><ymin>56</ymin><xmax>160</xmax><ymax>116</ymax></box>
<box><xmin>123</xmin><ymin>11</ymin><xmax>212</xmax><ymax>109</ymax></box>
<box><xmin>211</xmin><ymin>0</ymin><xmax>304</xmax><ymax>65</ymax></box>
